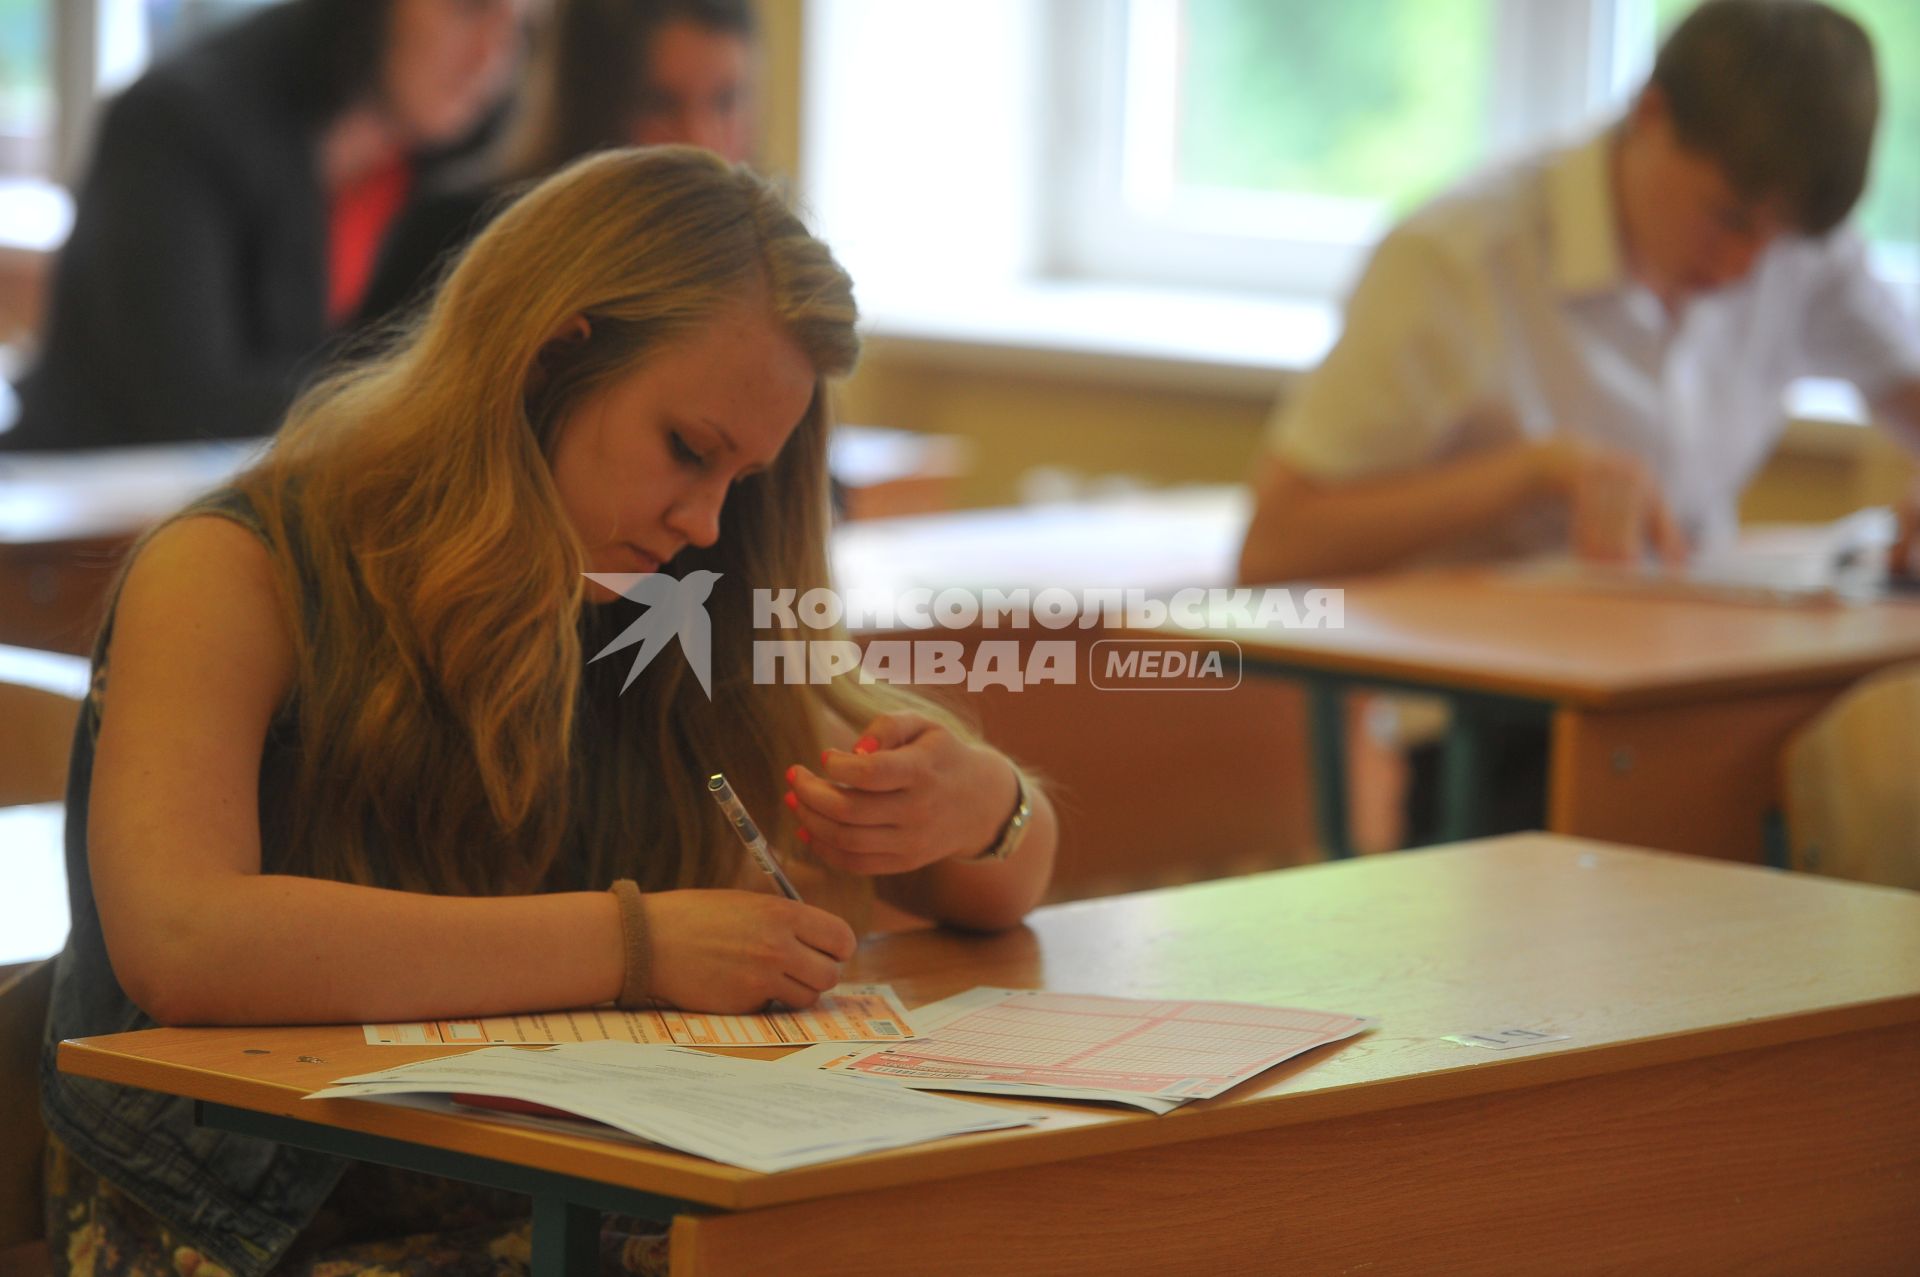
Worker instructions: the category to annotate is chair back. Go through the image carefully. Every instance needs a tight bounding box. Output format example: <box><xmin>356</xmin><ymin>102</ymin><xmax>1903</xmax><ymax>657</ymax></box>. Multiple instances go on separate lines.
<box><xmin>0</xmin><ymin>649</ymin><xmax>83</xmax><ymax>1264</ymax></box>
<box><xmin>0</xmin><ymin>960</ymin><xmax>53</xmax><ymax>1251</ymax></box>
<box><xmin>1782</xmin><ymin>662</ymin><xmax>1920</xmax><ymax>890</ymax></box>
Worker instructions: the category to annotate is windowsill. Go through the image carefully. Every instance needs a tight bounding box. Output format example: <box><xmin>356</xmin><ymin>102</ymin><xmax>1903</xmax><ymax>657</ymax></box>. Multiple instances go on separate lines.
<box><xmin>859</xmin><ymin>278</ymin><xmax>1879</xmax><ymax>454</ymax></box>
<box><xmin>860</xmin><ymin>281</ymin><xmax>1335</xmax><ymax>398</ymax></box>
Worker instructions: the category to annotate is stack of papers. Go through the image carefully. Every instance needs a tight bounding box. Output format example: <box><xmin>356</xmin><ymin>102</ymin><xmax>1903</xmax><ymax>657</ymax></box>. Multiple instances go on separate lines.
<box><xmin>782</xmin><ymin>988</ymin><xmax>1373</xmax><ymax>1114</ymax></box>
<box><xmin>316</xmin><ymin>986</ymin><xmax>1372</xmax><ymax>1173</ymax></box>
<box><xmin>310</xmin><ymin>1040</ymin><xmax>1035</xmax><ymax>1173</ymax></box>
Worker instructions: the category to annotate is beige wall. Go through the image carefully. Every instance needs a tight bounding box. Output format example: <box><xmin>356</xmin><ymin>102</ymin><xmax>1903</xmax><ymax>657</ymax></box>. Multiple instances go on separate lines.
<box><xmin>753</xmin><ymin>0</ymin><xmax>804</xmax><ymax>186</ymax></box>
<box><xmin>839</xmin><ymin>351</ymin><xmax>1273</xmax><ymax>507</ymax></box>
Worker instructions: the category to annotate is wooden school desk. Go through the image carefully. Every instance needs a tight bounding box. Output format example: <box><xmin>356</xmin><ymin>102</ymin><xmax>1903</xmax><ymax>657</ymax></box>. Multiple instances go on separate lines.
<box><xmin>1210</xmin><ymin>568</ymin><xmax>1920</xmax><ymax>862</ymax></box>
<box><xmin>59</xmin><ymin>835</ymin><xmax>1920</xmax><ymax>1275</ymax></box>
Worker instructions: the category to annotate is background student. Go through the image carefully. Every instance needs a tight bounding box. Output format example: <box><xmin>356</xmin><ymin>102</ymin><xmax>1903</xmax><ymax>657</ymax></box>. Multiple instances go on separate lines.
<box><xmin>0</xmin><ymin>0</ymin><xmax>528</xmax><ymax>452</ymax></box>
<box><xmin>40</xmin><ymin>147</ymin><xmax>1055</xmax><ymax>1276</ymax></box>
<box><xmin>1238</xmin><ymin>0</ymin><xmax>1920</xmax><ymax>586</ymax></box>
<box><xmin>357</xmin><ymin>0</ymin><xmax>757</xmax><ymax>328</ymax></box>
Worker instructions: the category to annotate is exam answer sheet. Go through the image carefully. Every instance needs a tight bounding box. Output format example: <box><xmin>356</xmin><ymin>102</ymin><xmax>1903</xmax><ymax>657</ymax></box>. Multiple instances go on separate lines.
<box><xmin>363</xmin><ymin>983</ymin><xmax>913</xmax><ymax>1047</ymax></box>
<box><xmin>783</xmin><ymin>988</ymin><xmax>1374</xmax><ymax>1113</ymax></box>
<box><xmin>311</xmin><ymin>1040</ymin><xmax>1034</xmax><ymax>1173</ymax></box>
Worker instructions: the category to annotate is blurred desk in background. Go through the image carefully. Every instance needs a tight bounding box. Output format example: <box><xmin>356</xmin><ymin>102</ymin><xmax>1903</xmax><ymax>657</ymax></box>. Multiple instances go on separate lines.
<box><xmin>1211</xmin><ymin>567</ymin><xmax>1920</xmax><ymax>863</ymax></box>
<box><xmin>0</xmin><ymin>427</ymin><xmax>969</xmax><ymax>655</ymax></box>
<box><xmin>0</xmin><ymin>803</ymin><xmax>66</xmax><ymax>967</ymax></box>
<box><xmin>0</xmin><ymin>440</ymin><xmax>262</xmax><ymax>653</ymax></box>
<box><xmin>831</xmin><ymin>484</ymin><xmax>1245</xmax><ymax>596</ymax></box>
<box><xmin>831</xmin><ymin>425</ymin><xmax>970</xmax><ymax>521</ymax></box>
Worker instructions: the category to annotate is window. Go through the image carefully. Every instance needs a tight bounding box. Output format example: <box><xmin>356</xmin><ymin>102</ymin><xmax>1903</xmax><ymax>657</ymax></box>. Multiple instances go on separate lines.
<box><xmin>0</xmin><ymin>0</ymin><xmax>51</xmax><ymax>176</ymax></box>
<box><xmin>1058</xmin><ymin>0</ymin><xmax>1916</xmax><ymax>300</ymax></box>
<box><xmin>1170</xmin><ymin>0</ymin><xmax>1498</xmax><ymax>212</ymax></box>
<box><xmin>804</xmin><ymin>0</ymin><xmax>1918</xmax><ymax>353</ymax></box>
<box><xmin>1050</xmin><ymin>0</ymin><xmax>1594</xmax><ymax>297</ymax></box>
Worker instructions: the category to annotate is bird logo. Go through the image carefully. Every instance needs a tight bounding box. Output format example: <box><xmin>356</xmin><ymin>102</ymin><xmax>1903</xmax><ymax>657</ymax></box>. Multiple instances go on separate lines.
<box><xmin>583</xmin><ymin>570</ymin><xmax>722</xmax><ymax>697</ymax></box>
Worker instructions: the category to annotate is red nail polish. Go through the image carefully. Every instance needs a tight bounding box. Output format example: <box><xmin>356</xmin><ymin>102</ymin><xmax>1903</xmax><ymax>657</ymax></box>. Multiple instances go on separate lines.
<box><xmin>855</xmin><ymin>735</ymin><xmax>879</xmax><ymax>755</ymax></box>
<box><xmin>821</xmin><ymin>749</ymin><xmax>832</xmax><ymax>766</ymax></box>
<box><xmin>796</xmin><ymin>827</ymin><xmax>812</xmax><ymax>844</ymax></box>
<box><xmin>785</xmin><ymin>765</ymin><xmax>796</xmax><ymax>784</ymax></box>
<box><xmin>783</xmin><ymin>790</ymin><xmax>798</xmax><ymax>810</ymax></box>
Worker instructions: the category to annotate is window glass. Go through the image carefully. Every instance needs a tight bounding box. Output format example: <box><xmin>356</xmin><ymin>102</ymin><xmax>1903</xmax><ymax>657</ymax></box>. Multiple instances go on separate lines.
<box><xmin>0</xmin><ymin>0</ymin><xmax>50</xmax><ymax>173</ymax></box>
<box><xmin>1173</xmin><ymin>0</ymin><xmax>1498</xmax><ymax>215</ymax></box>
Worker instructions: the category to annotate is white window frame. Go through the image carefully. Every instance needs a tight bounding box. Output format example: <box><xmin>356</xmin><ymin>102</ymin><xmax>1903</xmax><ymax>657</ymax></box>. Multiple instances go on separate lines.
<box><xmin>802</xmin><ymin>0</ymin><xmax>1661</xmax><ymax>320</ymax></box>
<box><xmin>801</xmin><ymin>0</ymin><xmax>1050</xmax><ymax>315</ymax></box>
<box><xmin>798</xmin><ymin>0</ymin><xmax>1666</xmax><ymax>377</ymax></box>
<box><xmin>802</xmin><ymin>0</ymin><xmax>1913</xmax><ymax>393</ymax></box>
<box><xmin>1045</xmin><ymin>0</ymin><xmax>1915</xmax><ymax>309</ymax></box>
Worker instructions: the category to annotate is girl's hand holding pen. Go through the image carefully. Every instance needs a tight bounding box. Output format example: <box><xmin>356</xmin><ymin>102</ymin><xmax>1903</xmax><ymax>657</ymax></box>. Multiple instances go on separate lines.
<box><xmin>784</xmin><ymin>711</ymin><xmax>1021</xmax><ymax>875</ymax></box>
<box><xmin>645</xmin><ymin>890</ymin><xmax>856</xmax><ymax>1013</ymax></box>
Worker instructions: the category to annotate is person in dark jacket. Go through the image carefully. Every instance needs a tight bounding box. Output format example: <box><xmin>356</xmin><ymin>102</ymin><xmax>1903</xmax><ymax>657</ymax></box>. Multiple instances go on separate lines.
<box><xmin>356</xmin><ymin>0</ymin><xmax>755</xmax><ymax>330</ymax></box>
<box><xmin>1</xmin><ymin>0</ymin><xmax>528</xmax><ymax>451</ymax></box>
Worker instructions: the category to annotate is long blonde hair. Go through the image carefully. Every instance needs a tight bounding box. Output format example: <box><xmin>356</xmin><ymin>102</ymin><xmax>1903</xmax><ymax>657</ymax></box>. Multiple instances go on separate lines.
<box><xmin>228</xmin><ymin>147</ymin><xmax>896</xmax><ymax>905</ymax></box>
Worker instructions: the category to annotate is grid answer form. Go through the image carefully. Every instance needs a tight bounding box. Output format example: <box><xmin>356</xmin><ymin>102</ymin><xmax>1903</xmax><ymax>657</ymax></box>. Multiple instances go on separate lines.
<box><xmin>362</xmin><ymin>984</ymin><xmax>913</xmax><ymax>1047</ymax></box>
<box><xmin>836</xmin><ymin>990</ymin><xmax>1372</xmax><ymax>1099</ymax></box>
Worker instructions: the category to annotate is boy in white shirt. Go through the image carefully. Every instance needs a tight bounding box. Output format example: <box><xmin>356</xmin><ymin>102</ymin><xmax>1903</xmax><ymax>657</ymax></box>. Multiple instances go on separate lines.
<box><xmin>1241</xmin><ymin>0</ymin><xmax>1920</xmax><ymax>585</ymax></box>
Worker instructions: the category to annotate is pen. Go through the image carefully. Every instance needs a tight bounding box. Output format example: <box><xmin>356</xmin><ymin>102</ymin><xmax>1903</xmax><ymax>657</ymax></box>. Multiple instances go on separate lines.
<box><xmin>707</xmin><ymin>772</ymin><xmax>804</xmax><ymax>901</ymax></box>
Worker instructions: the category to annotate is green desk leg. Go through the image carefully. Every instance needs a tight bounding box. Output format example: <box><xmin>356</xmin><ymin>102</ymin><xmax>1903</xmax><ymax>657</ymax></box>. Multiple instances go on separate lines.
<box><xmin>197</xmin><ymin>1103</ymin><xmax>696</xmax><ymax>1277</ymax></box>
<box><xmin>1762</xmin><ymin>809</ymin><xmax>1791</xmax><ymax>869</ymax></box>
<box><xmin>1306</xmin><ymin>680</ymin><xmax>1353</xmax><ymax>859</ymax></box>
<box><xmin>532</xmin><ymin>1196</ymin><xmax>600</xmax><ymax>1277</ymax></box>
<box><xmin>1249</xmin><ymin>653</ymin><xmax>1555</xmax><ymax>853</ymax></box>
<box><xmin>1436</xmin><ymin>705</ymin><xmax>1490</xmax><ymax>844</ymax></box>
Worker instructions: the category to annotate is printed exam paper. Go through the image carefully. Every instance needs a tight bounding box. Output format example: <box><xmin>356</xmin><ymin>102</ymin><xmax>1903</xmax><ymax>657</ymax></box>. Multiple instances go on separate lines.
<box><xmin>784</xmin><ymin>987</ymin><xmax>1372</xmax><ymax>1113</ymax></box>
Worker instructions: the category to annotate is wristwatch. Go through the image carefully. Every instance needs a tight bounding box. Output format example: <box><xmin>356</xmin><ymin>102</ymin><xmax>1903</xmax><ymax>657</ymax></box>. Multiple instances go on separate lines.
<box><xmin>968</xmin><ymin>769</ymin><xmax>1032</xmax><ymax>862</ymax></box>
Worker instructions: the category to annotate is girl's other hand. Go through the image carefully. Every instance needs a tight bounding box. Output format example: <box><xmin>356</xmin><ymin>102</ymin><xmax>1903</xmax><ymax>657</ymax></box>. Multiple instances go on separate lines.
<box><xmin>785</xmin><ymin>711</ymin><xmax>1020</xmax><ymax>876</ymax></box>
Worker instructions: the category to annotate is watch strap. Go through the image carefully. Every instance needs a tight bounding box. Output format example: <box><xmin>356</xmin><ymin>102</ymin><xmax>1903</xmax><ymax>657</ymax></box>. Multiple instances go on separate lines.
<box><xmin>968</xmin><ymin>769</ymin><xmax>1031</xmax><ymax>862</ymax></box>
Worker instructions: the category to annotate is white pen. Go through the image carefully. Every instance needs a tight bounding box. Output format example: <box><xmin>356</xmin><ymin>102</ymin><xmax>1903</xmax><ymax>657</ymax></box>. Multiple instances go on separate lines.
<box><xmin>707</xmin><ymin>772</ymin><xmax>804</xmax><ymax>901</ymax></box>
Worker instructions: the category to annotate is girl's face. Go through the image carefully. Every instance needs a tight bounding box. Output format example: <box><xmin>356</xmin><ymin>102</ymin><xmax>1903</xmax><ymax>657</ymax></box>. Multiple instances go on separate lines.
<box><xmin>546</xmin><ymin>305</ymin><xmax>815</xmax><ymax>603</ymax></box>
<box><xmin>380</xmin><ymin>0</ymin><xmax>527</xmax><ymax>148</ymax></box>
<box><xmin>627</xmin><ymin>18</ymin><xmax>755</xmax><ymax>163</ymax></box>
